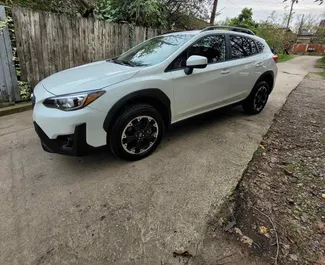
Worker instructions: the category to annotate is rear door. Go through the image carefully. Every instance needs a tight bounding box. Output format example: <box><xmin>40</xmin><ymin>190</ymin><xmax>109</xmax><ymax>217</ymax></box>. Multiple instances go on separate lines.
<box><xmin>227</xmin><ymin>34</ymin><xmax>262</xmax><ymax>100</ymax></box>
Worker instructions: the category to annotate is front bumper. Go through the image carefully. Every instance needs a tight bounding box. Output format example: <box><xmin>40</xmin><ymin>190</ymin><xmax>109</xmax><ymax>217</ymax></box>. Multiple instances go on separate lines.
<box><xmin>34</xmin><ymin>122</ymin><xmax>90</xmax><ymax>156</ymax></box>
<box><xmin>32</xmin><ymin>82</ymin><xmax>108</xmax><ymax>148</ymax></box>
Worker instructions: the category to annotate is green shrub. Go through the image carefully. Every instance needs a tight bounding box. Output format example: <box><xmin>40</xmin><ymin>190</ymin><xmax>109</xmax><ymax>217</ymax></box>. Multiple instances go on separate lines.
<box><xmin>18</xmin><ymin>81</ymin><xmax>32</xmax><ymax>100</ymax></box>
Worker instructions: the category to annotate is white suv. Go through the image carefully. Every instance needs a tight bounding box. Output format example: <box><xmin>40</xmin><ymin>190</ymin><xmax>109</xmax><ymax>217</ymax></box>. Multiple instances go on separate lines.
<box><xmin>33</xmin><ymin>26</ymin><xmax>278</xmax><ymax>161</ymax></box>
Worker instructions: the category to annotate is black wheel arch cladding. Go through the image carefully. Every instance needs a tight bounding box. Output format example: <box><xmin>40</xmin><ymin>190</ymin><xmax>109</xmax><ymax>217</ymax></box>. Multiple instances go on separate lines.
<box><xmin>255</xmin><ymin>71</ymin><xmax>275</xmax><ymax>93</ymax></box>
<box><xmin>103</xmin><ymin>89</ymin><xmax>171</xmax><ymax>132</ymax></box>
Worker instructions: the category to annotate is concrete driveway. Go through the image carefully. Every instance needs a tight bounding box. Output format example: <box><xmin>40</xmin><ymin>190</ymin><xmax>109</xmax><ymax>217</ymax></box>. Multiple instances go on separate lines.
<box><xmin>0</xmin><ymin>56</ymin><xmax>320</xmax><ymax>265</ymax></box>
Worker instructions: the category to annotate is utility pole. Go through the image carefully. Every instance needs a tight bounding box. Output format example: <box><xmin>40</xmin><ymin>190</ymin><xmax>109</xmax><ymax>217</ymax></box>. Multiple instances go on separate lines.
<box><xmin>286</xmin><ymin>0</ymin><xmax>296</xmax><ymax>29</ymax></box>
<box><xmin>298</xmin><ymin>14</ymin><xmax>305</xmax><ymax>35</ymax></box>
<box><xmin>210</xmin><ymin>0</ymin><xmax>219</xmax><ymax>25</ymax></box>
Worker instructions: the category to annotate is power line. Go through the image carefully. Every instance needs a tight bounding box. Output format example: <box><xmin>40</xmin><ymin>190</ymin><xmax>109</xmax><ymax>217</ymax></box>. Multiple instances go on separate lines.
<box><xmin>253</xmin><ymin>0</ymin><xmax>274</xmax><ymax>16</ymax></box>
<box><xmin>224</xmin><ymin>0</ymin><xmax>242</xmax><ymax>8</ymax></box>
<box><xmin>224</xmin><ymin>0</ymin><xmax>269</xmax><ymax>16</ymax></box>
<box><xmin>221</xmin><ymin>0</ymin><xmax>282</xmax><ymax>20</ymax></box>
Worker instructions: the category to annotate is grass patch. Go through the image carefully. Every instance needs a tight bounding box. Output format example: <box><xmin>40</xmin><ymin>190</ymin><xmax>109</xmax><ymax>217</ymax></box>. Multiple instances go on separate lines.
<box><xmin>317</xmin><ymin>72</ymin><xmax>325</xmax><ymax>78</ymax></box>
<box><xmin>278</xmin><ymin>54</ymin><xmax>294</xmax><ymax>63</ymax></box>
<box><xmin>312</xmin><ymin>71</ymin><xmax>325</xmax><ymax>79</ymax></box>
<box><xmin>315</xmin><ymin>56</ymin><xmax>325</xmax><ymax>69</ymax></box>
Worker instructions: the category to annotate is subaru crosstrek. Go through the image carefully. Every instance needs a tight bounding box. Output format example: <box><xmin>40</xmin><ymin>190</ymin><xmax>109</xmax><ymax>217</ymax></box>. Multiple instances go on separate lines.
<box><xmin>33</xmin><ymin>26</ymin><xmax>278</xmax><ymax>161</ymax></box>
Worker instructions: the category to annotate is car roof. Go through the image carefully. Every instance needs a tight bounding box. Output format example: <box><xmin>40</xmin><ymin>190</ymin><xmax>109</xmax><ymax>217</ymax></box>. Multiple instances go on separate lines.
<box><xmin>163</xmin><ymin>30</ymin><xmax>201</xmax><ymax>36</ymax></box>
<box><xmin>163</xmin><ymin>29</ymin><xmax>258</xmax><ymax>39</ymax></box>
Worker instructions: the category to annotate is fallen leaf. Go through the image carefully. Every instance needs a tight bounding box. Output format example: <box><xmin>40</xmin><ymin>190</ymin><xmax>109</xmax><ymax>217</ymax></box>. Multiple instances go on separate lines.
<box><xmin>233</xmin><ymin>227</ymin><xmax>243</xmax><ymax>236</ymax></box>
<box><xmin>259</xmin><ymin>226</ymin><xmax>268</xmax><ymax>234</ymax></box>
<box><xmin>311</xmin><ymin>120</ymin><xmax>317</xmax><ymax>124</ymax></box>
<box><xmin>289</xmin><ymin>254</ymin><xmax>298</xmax><ymax>261</ymax></box>
<box><xmin>259</xmin><ymin>144</ymin><xmax>265</xmax><ymax>150</ymax></box>
<box><xmin>258</xmin><ymin>226</ymin><xmax>270</xmax><ymax>238</ymax></box>
<box><xmin>233</xmin><ymin>228</ymin><xmax>253</xmax><ymax>247</ymax></box>
<box><xmin>241</xmin><ymin>235</ymin><xmax>253</xmax><ymax>247</ymax></box>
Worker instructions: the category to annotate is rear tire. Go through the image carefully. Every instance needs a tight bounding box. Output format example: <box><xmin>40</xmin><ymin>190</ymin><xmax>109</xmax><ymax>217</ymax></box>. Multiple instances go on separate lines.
<box><xmin>108</xmin><ymin>104</ymin><xmax>164</xmax><ymax>161</ymax></box>
<box><xmin>242</xmin><ymin>81</ymin><xmax>270</xmax><ymax>114</ymax></box>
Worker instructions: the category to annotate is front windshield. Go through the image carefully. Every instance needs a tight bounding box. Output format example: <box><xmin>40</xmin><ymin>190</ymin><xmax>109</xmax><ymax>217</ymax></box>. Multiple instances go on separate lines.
<box><xmin>116</xmin><ymin>34</ymin><xmax>194</xmax><ymax>67</ymax></box>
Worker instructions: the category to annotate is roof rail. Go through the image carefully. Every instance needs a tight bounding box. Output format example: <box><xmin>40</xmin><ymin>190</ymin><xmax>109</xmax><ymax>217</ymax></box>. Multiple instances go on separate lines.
<box><xmin>202</xmin><ymin>26</ymin><xmax>255</xmax><ymax>36</ymax></box>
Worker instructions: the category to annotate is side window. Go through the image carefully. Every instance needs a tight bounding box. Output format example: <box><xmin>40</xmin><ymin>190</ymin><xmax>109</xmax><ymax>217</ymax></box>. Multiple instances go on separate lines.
<box><xmin>256</xmin><ymin>40</ymin><xmax>265</xmax><ymax>53</ymax></box>
<box><xmin>189</xmin><ymin>35</ymin><xmax>226</xmax><ymax>63</ymax></box>
<box><xmin>230</xmin><ymin>35</ymin><xmax>259</xmax><ymax>59</ymax></box>
<box><xmin>249</xmin><ymin>38</ymin><xmax>258</xmax><ymax>55</ymax></box>
<box><xmin>167</xmin><ymin>34</ymin><xmax>226</xmax><ymax>71</ymax></box>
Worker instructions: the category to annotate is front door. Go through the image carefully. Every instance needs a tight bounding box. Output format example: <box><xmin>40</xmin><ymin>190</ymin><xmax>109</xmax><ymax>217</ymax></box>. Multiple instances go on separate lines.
<box><xmin>168</xmin><ymin>34</ymin><xmax>232</xmax><ymax>121</ymax></box>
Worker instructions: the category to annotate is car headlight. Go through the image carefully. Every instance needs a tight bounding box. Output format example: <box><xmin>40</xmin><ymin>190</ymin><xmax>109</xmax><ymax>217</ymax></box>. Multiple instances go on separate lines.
<box><xmin>43</xmin><ymin>90</ymin><xmax>105</xmax><ymax>111</ymax></box>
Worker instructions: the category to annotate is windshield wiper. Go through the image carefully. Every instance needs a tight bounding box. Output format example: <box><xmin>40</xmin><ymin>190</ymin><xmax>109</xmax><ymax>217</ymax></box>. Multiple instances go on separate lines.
<box><xmin>110</xmin><ymin>58</ymin><xmax>135</xmax><ymax>67</ymax></box>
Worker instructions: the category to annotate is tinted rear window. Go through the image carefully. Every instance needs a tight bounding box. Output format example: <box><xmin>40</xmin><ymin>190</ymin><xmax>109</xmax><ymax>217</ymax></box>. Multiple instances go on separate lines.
<box><xmin>230</xmin><ymin>35</ymin><xmax>259</xmax><ymax>59</ymax></box>
<box><xmin>256</xmin><ymin>40</ymin><xmax>265</xmax><ymax>53</ymax></box>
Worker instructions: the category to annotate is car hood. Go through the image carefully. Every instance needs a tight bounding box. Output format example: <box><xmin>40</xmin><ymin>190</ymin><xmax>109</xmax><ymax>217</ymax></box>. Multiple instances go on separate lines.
<box><xmin>41</xmin><ymin>60</ymin><xmax>140</xmax><ymax>95</ymax></box>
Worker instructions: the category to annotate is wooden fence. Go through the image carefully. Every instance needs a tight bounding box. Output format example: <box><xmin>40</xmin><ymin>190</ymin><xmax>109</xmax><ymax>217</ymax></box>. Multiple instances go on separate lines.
<box><xmin>0</xmin><ymin>6</ymin><xmax>19</xmax><ymax>102</ymax></box>
<box><xmin>12</xmin><ymin>7</ymin><xmax>165</xmax><ymax>88</ymax></box>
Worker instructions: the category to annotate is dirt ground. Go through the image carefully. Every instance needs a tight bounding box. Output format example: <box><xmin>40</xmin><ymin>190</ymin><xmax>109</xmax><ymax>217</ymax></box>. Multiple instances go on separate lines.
<box><xmin>207</xmin><ymin>74</ymin><xmax>325</xmax><ymax>265</ymax></box>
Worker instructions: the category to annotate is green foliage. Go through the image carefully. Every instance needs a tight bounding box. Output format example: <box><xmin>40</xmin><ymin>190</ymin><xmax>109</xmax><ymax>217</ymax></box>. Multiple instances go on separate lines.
<box><xmin>94</xmin><ymin>0</ymin><xmax>166</xmax><ymax>28</ymax></box>
<box><xmin>257</xmin><ymin>23</ymin><xmax>284</xmax><ymax>52</ymax></box>
<box><xmin>0</xmin><ymin>0</ymin><xmax>94</xmax><ymax>16</ymax></box>
<box><xmin>215</xmin><ymin>10</ymin><xmax>296</xmax><ymax>53</ymax></box>
<box><xmin>94</xmin><ymin>0</ymin><xmax>210</xmax><ymax>29</ymax></box>
<box><xmin>277</xmin><ymin>54</ymin><xmax>293</xmax><ymax>62</ymax></box>
<box><xmin>314</xmin><ymin>27</ymin><xmax>325</xmax><ymax>45</ymax></box>
<box><xmin>0</xmin><ymin>16</ymin><xmax>10</xmax><ymax>30</ymax></box>
<box><xmin>316</xmin><ymin>71</ymin><xmax>325</xmax><ymax>78</ymax></box>
<box><xmin>0</xmin><ymin>20</ymin><xmax>5</xmax><ymax>30</ymax></box>
<box><xmin>2</xmin><ymin>0</ymin><xmax>210</xmax><ymax>29</ymax></box>
<box><xmin>220</xmin><ymin>9</ymin><xmax>297</xmax><ymax>54</ymax></box>
<box><xmin>18</xmin><ymin>81</ymin><xmax>31</xmax><ymax>100</ymax></box>
<box><xmin>315</xmin><ymin>56</ymin><xmax>325</xmax><ymax>69</ymax></box>
<box><xmin>256</xmin><ymin>12</ymin><xmax>296</xmax><ymax>53</ymax></box>
<box><xmin>228</xmin><ymin>8</ymin><xmax>258</xmax><ymax>34</ymax></box>
<box><xmin>164</xmin><ymin>0</ymin><xmax>210</xmax><ymax>29</ymax></box>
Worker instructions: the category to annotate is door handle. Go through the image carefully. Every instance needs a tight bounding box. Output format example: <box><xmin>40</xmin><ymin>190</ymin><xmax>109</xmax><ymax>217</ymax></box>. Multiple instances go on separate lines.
<box><xmin>255</xmin><ymin>62</ymin><xmax>263</xmax><ymax>68</ymax></box>
<box><xmin>221</xmin><ymin>69</ymin><xmax>230</xmax><ymax>74</ymax></box>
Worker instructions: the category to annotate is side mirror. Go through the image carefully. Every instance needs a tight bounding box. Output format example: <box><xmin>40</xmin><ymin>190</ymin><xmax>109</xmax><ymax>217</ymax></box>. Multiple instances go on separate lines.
<box><xmin>184</xmin><ymin>55</ymin><xmax>208</xmax><ymax>75</ymax></box>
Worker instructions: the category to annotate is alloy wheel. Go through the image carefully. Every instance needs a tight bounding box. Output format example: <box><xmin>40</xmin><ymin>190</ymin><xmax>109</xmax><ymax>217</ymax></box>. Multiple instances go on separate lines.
<box><xmin>121</xmin><ymin>116</ymin><xmax>159</xmax><ymax>155</ymax></box>
<box><xmin>253</xmin><ymin>86</ymin><xmax>268</xmax><ymax>112</ymax></box>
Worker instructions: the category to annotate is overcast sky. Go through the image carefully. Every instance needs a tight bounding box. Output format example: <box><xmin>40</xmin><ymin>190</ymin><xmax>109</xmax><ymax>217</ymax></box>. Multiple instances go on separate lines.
<box><xmin>215</xmin><ymin>0</ymin><xmax>325</xmax><ymax>25</ymax></box>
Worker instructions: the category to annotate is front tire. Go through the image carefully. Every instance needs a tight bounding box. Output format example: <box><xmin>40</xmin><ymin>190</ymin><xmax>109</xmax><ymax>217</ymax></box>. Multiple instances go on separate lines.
<box><xmin>108</xmin><ymin>104</ymin><xmax>164</xmax><ymax>161</ymax></box>
<box><xmin>242</xmin><ymin>81</ymin><xmax>270</xmax><ymax>114</ymax></box>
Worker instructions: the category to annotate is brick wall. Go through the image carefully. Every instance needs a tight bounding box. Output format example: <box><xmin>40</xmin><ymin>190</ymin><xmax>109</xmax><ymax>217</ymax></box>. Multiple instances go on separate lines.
<box><xmin>292</xmin><ymin>44</ymin><xmax>325</xmax><ymax>54</ymax></box>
